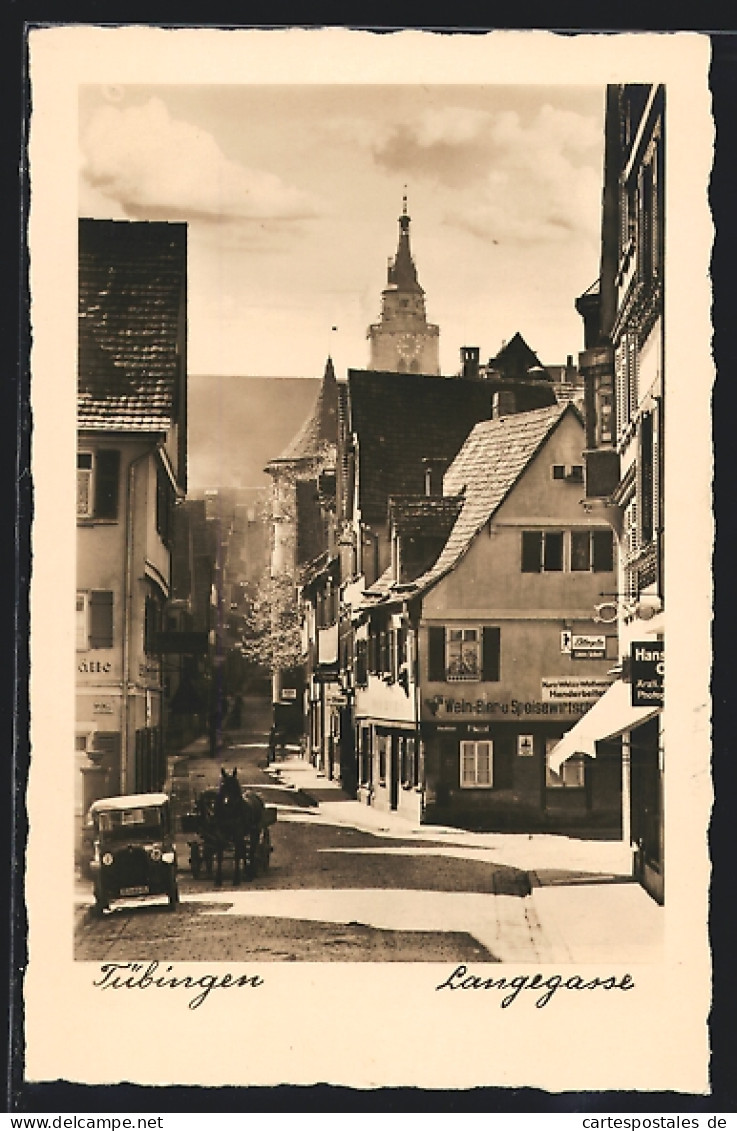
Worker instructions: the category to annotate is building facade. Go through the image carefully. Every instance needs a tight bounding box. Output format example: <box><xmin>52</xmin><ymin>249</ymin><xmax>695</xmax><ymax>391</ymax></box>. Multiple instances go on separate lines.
<box><xmin>349</xmin><ymin>403</ymin><xmax>620</xmax><ymax>830</ymax></box>
<box><xmin>76</xmin><ymin>219</ymin><xmax>188</xmax><ymax>823</ymax></box>
<box><xmin>558</xmin><ymin>84</ymin><xmax>666</xmax><ymax>902</ymax></box>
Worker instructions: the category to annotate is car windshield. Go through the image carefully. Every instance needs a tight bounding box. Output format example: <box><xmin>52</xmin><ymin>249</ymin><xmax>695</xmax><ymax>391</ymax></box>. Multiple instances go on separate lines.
<box><xmin>97</xmin><ymin>806</ymin><xmax>164</xmax><ymax>840</ymax></box>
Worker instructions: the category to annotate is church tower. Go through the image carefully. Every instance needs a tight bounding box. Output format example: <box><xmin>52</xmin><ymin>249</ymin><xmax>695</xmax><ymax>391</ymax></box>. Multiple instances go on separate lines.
<box><xmin>367</xmin><ymin>196</ymin><xmax>440</xmax><ymax>375</ymax></box>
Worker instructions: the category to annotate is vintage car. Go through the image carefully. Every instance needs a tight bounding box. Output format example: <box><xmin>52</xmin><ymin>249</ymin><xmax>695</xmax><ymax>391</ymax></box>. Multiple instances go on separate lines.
<box><xmin>87</xmin><ymin>792</ymin><xmax>179</xmax><ymax>914</ymax></box>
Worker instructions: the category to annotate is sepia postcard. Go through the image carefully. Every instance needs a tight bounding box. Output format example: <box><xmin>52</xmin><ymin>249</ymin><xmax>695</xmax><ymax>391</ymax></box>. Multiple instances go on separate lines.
<box><xmin>24</xmin><ymin>26</ymin><xmax>713</xmax><ymax>1094</ymax></box>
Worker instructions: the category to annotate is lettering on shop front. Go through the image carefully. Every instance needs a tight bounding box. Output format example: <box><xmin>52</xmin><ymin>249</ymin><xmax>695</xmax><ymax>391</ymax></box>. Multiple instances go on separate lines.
<box><xmin>426</xmin><ymin>696</ymin><xmax>591</xmax><ymax>718</ymax></box>
<box><xmin>78</xmin><ymin>659</ymin><xmax>112</xmax><ymax>674</ymax></box>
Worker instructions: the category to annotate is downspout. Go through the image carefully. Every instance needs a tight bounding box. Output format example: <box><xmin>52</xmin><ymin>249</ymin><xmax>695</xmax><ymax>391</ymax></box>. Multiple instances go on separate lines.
<box><xmin>122</xmin><ymin>448</ymin><xmax>150</xmax><ymax>794</ymax></box>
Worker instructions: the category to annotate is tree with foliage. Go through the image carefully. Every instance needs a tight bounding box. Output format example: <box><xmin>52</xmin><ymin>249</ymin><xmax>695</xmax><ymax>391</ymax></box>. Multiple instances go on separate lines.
<box><xmin>240</xmin><ymin>572</ymin><xmax>303</xmax><ymax>677</ymax></box>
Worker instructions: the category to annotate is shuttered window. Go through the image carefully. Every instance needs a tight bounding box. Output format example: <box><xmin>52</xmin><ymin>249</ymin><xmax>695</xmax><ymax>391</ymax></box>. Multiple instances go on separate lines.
<box><xmin>355</xmin><ymin>639</ymin><xmax>368</xmax><ymax>688</ymax></box>
<box><xmin>94</xmin><ymin>450</ymin><xmax>120</xmax><ymax>520</ymax></box>
<box><xmin>482</xmin><ymin>626</ymin><xmax>501</xmax><ymax>682</ymax></box>
<box><xmin>460</xmin><ymin>740</ymin><xmax>494</xmax><ymax>788</ymax></box>
<box><xmin>88</xmin><ymin>591</ymin><xmax>113</xmax><ymax>649</ymax></box>
<box><xmin>521</xmin><ymin>530</ymin><xmax>542</xmax><ymax>573</ymax></box>
<box><xmin>427</xmin><ymin>625</ymin><xmax>446</xmax><ymax>682</ymax></box>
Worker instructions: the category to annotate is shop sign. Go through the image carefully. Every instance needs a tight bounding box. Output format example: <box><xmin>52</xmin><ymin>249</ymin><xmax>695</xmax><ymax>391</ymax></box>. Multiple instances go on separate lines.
<box><xmin>78</xmin><ymin>656</ymin><xmax>112</xmax><ymax>674</ymax></box>
<box><xmin>571</xmin><ymin>634</ymin><xmax>606</xmax><ymax>659</ymax></box>
<box><xmin>92</xmin><ymin>701</ymin><xmax>114</xmax><ymax>715</ymax></box>
<box><xmin>517</xmin><ymin>734</ymin><xmax>534</xmax><ymax>757</ymax></box>
<box><xmin>631</xmin><ymin>641</ymin><xmax>664</xmax><ymax>707</ymax></box>
<box><xmin>425</xmin><ymin>695</ymin><xmax>594</xmax><ymax>719</ymax></box>
<box><xmin>281</xmin><ymin>688</ymin><xmax>297</xmax><ymax>701</ymax></box>
<box><xmin>541</xmin><ymin>677</ymin><xmax>612</xmax><ymax>703</ymax></box>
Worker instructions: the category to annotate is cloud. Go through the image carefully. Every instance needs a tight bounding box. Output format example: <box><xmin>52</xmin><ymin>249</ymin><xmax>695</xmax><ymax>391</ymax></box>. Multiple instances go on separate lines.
<box><xmin>371</xmin><ymin>102</ymin><xmax>602</xmax><ymax>245</ymax></box>
<box><xmin>80</xmin><ymin>97</ymin><xmax>319</xmax><ymax>224</ymax></box>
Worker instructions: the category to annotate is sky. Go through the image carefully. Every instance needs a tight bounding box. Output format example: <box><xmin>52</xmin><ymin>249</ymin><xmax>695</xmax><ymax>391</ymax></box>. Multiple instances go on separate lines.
<box><xmin>78</xmin><ymin>83</ymin><xmax>606</xmax><ymax>380</ymax></box>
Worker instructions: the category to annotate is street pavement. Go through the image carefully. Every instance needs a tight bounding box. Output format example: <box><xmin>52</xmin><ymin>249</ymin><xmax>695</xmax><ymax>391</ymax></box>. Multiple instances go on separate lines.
<box><xmin>75</xmin><ymin>713</ymin><xmax>663</xmax><ymax>964</ymax></box>
<box><xmin>261</xmin><ymin>751</ymin><xmax>664</xmax><ymax>965</ymax></box>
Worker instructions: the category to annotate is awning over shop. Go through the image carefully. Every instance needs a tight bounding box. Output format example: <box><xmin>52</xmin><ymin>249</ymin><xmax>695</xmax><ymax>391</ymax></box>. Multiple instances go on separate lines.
<box><xmin>548</xmin><ymin>680</ymin><xmax>660</xmax><ymax>773</ymax></box>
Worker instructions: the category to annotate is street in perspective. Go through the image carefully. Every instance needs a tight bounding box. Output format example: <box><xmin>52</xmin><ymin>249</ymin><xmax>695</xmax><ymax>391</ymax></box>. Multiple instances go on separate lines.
<box><xmin>74</xmin><ymin>81</ymin><xmax>667</xmax><ymax>969</ymax></box>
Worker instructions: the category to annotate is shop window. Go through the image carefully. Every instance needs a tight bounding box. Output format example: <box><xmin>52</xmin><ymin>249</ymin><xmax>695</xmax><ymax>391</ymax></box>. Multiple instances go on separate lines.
<box><xmin>460</xmin><ymin>740</ymin><xmax>493</xmax><ymax>788</ymax></box>
<box><xmin>359</xmin><ymin>727</ymin><xmax>373</xmax><ymax>786</ymax></box>
<box><xmin>401</xmin><ymin>736</ymin><xmax>418</xmax><ymax>788</ymax></box>
<box><xmin>77</xmin><ymin>590</ymin><xmax>113</xmax><ymax>649</ymax></box>
<box><xmin>521</xmin><ymin>530</ymin><xmax>564</xmax><ymax>573</ymax></box>
<box><xmin>377</xmin><ymin>735</ymin><xmax>388</xmax><ymax>784</ymax></box>
<box><xmin>571</xmin><ymin>529</ymin><xmax>614</xmax><ymax>572</ymax></box>
<box><xmin>77</xmin><ymin>449</ymin><xmax>120</xmax><ymax>520</ymax></box>
<box><xmin>545</xmin><ymin>738</ymin><xmax>585</xmax><ymax>788</ymax></box>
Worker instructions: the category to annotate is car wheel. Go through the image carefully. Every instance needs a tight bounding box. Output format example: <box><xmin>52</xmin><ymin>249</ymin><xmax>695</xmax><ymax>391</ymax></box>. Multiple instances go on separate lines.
<box><xmin>168</xmin><ymin>881</ymin><xmax>180</xmax><ymax>908</ymax></box>
<box><xmin>93</xmin><ymin>892</ymin><xmax>108</xmax><ymax>916</ymax></box>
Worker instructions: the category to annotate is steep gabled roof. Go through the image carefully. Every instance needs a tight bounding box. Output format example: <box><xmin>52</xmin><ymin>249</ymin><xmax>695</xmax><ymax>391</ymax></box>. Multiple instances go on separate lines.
<box><xmin>347</xmin><ymin>369</ymin><xmax>495</xmax><ymax>525</ymax></box>
<box><xmin>409</xmin><ymin>402</ymin><xmax>581</xmax><ymax>595</ymax></box>
<box><xmin>267</xmin><ymin>357</ymin><xmax>339</xmax><ymax>468</ymax></box>
<box><xmin>78</xmin><ymin>219</ymin><xmax>187</xmax><ymax>431</ymax></box>
<box><xmin>488</xmin><ymin>332</ymin><xmax>551</xmax><ymax>381</ymax></box>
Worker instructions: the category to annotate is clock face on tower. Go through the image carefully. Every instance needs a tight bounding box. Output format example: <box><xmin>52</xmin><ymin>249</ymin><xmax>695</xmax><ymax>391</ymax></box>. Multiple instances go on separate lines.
<box><xmin>396</xmin><ymin>333</ymin><xmax>421</xmax><ymax>364</ymax></box>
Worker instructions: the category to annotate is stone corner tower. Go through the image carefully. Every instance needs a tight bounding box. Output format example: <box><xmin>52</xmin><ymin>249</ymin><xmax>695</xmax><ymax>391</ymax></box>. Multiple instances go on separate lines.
<box><xmin>367</xmin><ymin>195</ymin><xmax>440</xmax><ymax>375</ymax></box>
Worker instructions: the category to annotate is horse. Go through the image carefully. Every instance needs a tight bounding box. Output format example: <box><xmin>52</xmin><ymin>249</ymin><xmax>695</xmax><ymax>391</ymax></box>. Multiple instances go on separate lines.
<box><xmin>211</xmin><ymin>767</ymin><xmax>265</xmax><ymax>888</ymax></box>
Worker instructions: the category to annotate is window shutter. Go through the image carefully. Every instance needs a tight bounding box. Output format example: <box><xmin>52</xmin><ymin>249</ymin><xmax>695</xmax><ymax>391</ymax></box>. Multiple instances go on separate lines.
<box><xmin>94</xmin><ymin>450</ymin><xmax>120</xmax><ymax>519</ymax></box>
<box><xmin>592</xmin><ymin>529</ymin><xmax>614</xmax><ymax>573</ymax></box>
<box><xmin>355</xmin><ymin>639</ymin><xmax>368</xmax><ymax>687</ymax></box>
<box><xmin>482</xmin><ymin>626</ymin><xmax>500</xmax><ymax>682</ymax></box>
<box><xmin>88</xmin><ymin>590</ymin><xmax>113</xmax><ymax>649</ymax></box>
<box><xmin>427</xmin><ymin>626</ymin><xmax>446</xmax><ymax>682</ymax></box>
<box><xmin>521</xmin><ymin>531</ymin><xmax>542</xmax><ymax>573</ymax></box>
<box><xmin>368</xmin><ymin>627</ymin><xmax>378</xmax><ymax>674</ymax></box>
<box><xmin>544</xmin><ymin>532</ymin><xmax>564</xmax><ymax>572</ymax></box>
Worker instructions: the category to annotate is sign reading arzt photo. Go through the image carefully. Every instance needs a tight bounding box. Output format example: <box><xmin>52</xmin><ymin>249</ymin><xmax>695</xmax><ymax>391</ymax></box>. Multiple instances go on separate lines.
<box><xmin>631</xmin><ymin>640</ymin><xmax>664</xmax><ymax>708</ymax></box>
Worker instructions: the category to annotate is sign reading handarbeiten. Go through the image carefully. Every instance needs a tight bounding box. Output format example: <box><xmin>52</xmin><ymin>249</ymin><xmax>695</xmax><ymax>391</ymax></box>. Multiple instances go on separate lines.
<box><xmin>631</xmin><ymin>640</ymin><xmax>664</xmax><ymax>707</ymax></box>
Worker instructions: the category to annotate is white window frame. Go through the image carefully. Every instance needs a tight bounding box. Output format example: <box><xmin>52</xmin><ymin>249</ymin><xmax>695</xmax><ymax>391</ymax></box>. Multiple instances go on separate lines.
<box><xmin>460</xmin><ymin>739</ymin><xmax>494</xmax><ymax>788</ymax></box>
<box><xmin>446</xmin><ymin>627</ymin><xmax>481</xmax><ymax>682</ymax></box>
<box><xmin>77</xmin><ymin>451</ymin><xmax>94</xmax><ymax>518</ymax></box>
<box><xmin>76</xmin><ymin>591</ymin><xmax>89</xmax><ymax>650</ymax></box>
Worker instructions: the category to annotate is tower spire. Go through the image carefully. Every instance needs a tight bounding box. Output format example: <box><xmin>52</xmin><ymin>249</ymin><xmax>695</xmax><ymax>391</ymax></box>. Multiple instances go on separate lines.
<box><xmin>389</xmin><ymin>190</ymin><xmax>421</xmax><ymax>292</ymax></box>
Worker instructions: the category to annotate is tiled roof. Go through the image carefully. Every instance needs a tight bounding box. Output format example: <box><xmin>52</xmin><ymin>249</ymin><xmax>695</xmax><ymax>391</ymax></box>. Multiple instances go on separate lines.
<box><xmin>409</xmin><ymin>402</ymin><xmax>580</xmax><ymax>595</ymax></box>
<box><xmin>388</xmin><ymin>494</ymin><xmax>463</xmax><ymax>536</ymax></box>
<box><xmin>268</xmin><ymin>357</ymin><xmax>339</xmax><ymax>466</ymax></box>
<box><xmin>347</xmin><ymin>369</ymin><xmax>497</xmax><ymax>525</ymax></box>
<box><xmin>78</xmin><ymin>219</ymin><xmax>187</xmax><ymax>430</ymax></box>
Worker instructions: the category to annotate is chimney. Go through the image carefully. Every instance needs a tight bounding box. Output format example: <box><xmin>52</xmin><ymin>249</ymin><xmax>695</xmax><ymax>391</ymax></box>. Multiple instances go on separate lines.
<box><xmin>460</xmin><ymin>346</ymin><xmax>480</xmax><ymax>380</ymax></box>
<box><xmin>422</xmin><ymin>456</ymin><xmax>447</xmax><ymax>497</ymax></box>
<box><xmin>492</xmin><ymin>389</ymin><xmax>516</xmax><ymax>418</ymax></box>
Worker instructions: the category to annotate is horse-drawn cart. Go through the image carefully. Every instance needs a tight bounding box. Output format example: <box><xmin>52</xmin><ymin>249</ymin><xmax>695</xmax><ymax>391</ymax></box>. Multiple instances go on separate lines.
<box><xmin>181</xmin><ymin>769</ymin><xmax>276</xmax><ymax>885</ymax></box>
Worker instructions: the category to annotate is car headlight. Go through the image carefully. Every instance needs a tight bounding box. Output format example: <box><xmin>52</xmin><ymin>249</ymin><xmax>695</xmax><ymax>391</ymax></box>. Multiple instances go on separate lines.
<box><xmin>149</xmin><ymin>845</ymin><xmax>162</xmax><ymax>861</ymax></box>
<box><xmin>161</xmin><ymin>851</ymin><xmax>175</xmax><ymax>865</ymax></box>
<box><xmin>102</xmin><ymin>852</ymin><xmax>113</xmax><ymax>866</ymax></box>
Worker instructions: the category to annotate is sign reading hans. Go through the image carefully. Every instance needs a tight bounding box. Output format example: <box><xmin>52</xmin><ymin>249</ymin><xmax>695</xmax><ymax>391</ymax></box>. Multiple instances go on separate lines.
<box><xmin>631</xmin><ymin>640</ymin><xmax>664</xmax><ymax>708</ymax></box>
